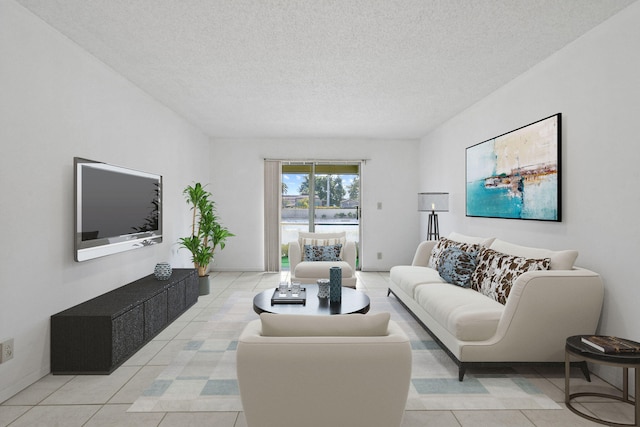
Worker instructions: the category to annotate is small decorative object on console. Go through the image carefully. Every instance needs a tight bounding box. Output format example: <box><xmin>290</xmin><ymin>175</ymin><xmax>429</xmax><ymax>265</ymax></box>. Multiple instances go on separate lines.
<box><xmin>581</xmin><ymin>335</ymin><xmax>640</xmax><ymax>354</ymax></box>
<box><xmin>329</xmin><ymin>266</ymin><xmax>342</xmax><ymax>303</ymax></box>
<box><xmin>154</xmin><ymin>262</ymin><xmax>172</xmax><ymax>280</ymax></box>
<box><xmin>317</xmin><ymin>279</ymin><xmax>330</xmax><ymax>298</ymax></box>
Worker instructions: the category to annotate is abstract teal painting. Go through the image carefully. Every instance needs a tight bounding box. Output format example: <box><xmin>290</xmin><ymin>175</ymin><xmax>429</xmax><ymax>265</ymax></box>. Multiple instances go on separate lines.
<box><xmin>466</xmin><ymin>114</ymin><xmax>561</xmax><ymax>221</ymax></box>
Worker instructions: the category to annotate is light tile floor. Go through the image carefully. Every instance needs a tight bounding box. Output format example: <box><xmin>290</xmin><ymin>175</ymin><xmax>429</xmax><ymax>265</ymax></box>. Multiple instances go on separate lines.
<box><xmin>1</xmin><ymin>271</ymin><xmax>635</xmax><ymax>426</ymax></box>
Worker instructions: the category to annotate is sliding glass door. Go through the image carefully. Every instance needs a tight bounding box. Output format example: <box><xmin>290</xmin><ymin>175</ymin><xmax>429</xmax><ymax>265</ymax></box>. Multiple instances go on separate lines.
<box><xmin>281</xmin><ymin>162</ymin><xmax>360</xmax><ymax>269</ymax></box>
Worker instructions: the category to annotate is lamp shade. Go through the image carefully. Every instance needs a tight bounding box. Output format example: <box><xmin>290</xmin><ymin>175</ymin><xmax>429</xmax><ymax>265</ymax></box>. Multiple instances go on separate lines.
<box><xmin>418</xmin><ymin>192</ymin><xmax>449</xmax><ymax>212</ymax></box>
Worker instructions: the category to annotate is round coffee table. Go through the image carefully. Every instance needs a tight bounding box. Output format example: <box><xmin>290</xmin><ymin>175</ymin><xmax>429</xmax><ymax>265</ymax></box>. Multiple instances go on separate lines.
<box><xmin>253</xmin><ymin>284</ymin><xmax>370</xmax><ymax>315</ymax></box>
<box><xmin>565</xmin><ymin>335</ymin><xmax>640</xmax><ymax>426</ymax></box>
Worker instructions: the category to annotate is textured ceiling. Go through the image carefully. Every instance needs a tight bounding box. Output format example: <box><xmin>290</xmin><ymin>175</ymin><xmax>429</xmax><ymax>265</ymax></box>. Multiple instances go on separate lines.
<box><xmin>15</xmin><ymin>0</ymin><xmax>637</xmax><ymax>139</ymax></box>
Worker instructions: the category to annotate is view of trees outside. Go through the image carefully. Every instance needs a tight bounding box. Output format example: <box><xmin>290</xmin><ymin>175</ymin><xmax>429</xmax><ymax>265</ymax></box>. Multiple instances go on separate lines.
<box><xmin>282</xmin><ymin>174</ymin><xmax>359</xmax><ymax>209</ymax></box>
<box><xmin>281</xmin><ymin>172</ymin><xmax>360</xmax><ymax>266</ymax></box>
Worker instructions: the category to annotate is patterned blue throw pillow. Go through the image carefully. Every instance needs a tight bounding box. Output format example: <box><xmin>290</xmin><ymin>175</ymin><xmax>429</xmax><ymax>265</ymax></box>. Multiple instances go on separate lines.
<box><xmin>303</xmin><ymin>244</ymin><xmax>343</xmax><ymax>262</ymax></box>
<box><xmin>436</xmin><ymin>246</ymin><xmax>479</xmax><ymax>288</ymax></box>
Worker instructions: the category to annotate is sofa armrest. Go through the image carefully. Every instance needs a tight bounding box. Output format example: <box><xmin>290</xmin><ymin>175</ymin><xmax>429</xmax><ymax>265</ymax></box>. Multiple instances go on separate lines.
<box><xmin>343</xmin><ymin>240</ymin><xmax>357</xmax><ymax>271</ymax></box>
<box><xmin>411</xmin><ymin>240</ymin><xmax>437</xmax><ymax>267</ymax></box>
<box><xmin>503</xmin><ymin>267</ymin><xmax>604</xmax><ymax>323</ymax></box>
<box><xmin>461</xmin><ymin>267</ymin><xmax>604</xmax><ymax>362</ymax></box>
<box><xmin>289</xmin><ymin>240</ymin><xmax>301</xmax><ymax>272</ymax></box>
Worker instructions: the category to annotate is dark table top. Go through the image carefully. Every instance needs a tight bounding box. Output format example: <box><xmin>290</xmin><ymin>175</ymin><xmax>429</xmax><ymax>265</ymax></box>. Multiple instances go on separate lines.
<box><xmin>52</xmin><ymin>269</ymin><xmax>196</xmax><ymax>318</ymax></box>
<box><xmin>253</xmin><ymin>284</ymin><xmax>370</xmax><ymax>315</ymax></box>
<box><xmin>566</xmin><ymin>335</ymin><xmax>640</xmax><ymax>365</ymax></box>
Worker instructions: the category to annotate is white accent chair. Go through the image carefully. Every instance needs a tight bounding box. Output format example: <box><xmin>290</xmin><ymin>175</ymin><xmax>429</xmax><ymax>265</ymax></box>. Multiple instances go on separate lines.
<box><xmin>236</xmin><ymin>313</ymin><xmax>412</xmax><ymax>427</ymax></box>
<box><xmin>288</xmin><ymin>231</ymin><xmax>357</xmax><ymax>287</ymax></box>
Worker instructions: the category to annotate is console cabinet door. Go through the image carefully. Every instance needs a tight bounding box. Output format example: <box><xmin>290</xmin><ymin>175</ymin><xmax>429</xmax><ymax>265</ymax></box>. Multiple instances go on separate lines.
<box><xmin>144</xmin><ymin>291</ymin><xmax>168</xmax><ymax>339</ymax></box>
<box><xmin>185</xmin><ymin>274</ymin><xmax>199</xmax><ymax>307</ymax></box>
<box><xmin>112</xmin><ymin>305</ymin><xmax>144</xmax><ymax>367</ymax></box>
<box><xmin>167</xmin><ymin>280</ymin><xmax>186</xmax><ymax>321</ymax></box>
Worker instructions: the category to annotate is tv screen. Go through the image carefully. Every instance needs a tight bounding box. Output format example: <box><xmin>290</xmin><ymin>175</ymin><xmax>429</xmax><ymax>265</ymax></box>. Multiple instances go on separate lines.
<box><xmin>74</xmin><ymin>157</ymin><xmax>162</xmax><ymax>261</ymax></box>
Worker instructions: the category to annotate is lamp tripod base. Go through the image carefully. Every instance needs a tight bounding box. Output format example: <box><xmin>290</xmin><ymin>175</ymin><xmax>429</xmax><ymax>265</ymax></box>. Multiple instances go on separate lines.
<box><xmin>427</xmin><ymin>212</ymin><xmax>440</xmax><ymax>240</ymax></box>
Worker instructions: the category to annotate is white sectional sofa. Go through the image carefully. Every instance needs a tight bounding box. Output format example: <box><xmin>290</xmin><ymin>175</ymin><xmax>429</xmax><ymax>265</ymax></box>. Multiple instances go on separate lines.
<box><xmin>388</xmin><ymin>232</ymin><xmax>604</xmax><ymax>380</ymax></box>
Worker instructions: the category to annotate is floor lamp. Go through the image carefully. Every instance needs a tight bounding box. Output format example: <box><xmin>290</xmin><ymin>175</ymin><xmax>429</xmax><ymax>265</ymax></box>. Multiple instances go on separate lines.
<box><xmin>418</xmin><ymin>192</ymin><xmax>449</xmax><ymax>240</ymax></box>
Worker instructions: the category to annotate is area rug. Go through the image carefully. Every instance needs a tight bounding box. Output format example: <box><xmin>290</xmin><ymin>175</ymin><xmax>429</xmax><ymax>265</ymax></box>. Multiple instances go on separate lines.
<box><xmin>129</xmin><ymin>291</ymin><xmax>560</xmax><ymax>412</ymax></box>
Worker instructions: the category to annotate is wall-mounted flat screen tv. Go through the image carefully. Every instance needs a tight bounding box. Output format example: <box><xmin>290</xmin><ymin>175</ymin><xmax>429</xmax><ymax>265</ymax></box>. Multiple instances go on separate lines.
<box><xmin>74</xmin><ymin>157</ymin><xmax>162</xmax><ymax>261</ymax></box>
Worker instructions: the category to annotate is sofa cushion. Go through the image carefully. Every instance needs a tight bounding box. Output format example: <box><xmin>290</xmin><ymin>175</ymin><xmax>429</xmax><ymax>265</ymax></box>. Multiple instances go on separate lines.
<box><xmin>489</xmin><ymin>239</ymin><xmax>578</xmax><ymax>270</ymax></box>
<box><xmin>294</xmin><ymin>261</ymin><xmax>353</xmax><ymax>279</ymax></box>
<box><xmin>437</xmin><ymin>246</ymin><xmax>479</xmax><ymax>288</ymax></box>
<box><xmin>428</xmin><ymin>238</ymin><xmax>481</xmax><ymax>270</ymax></box>
<box><xmin>303</xmin><ymin>244</ymin><xmax>342</xmax><ymax>262</ymax></box>
<box><xmin>414</xmin><ymin>283</ymin><xmax>503</xmax><ymax>341</ymax></box>
<box><xmin>389</xmin><ymin>265</ymin><xmax>446</xmax><ymax>297</ymax></box>
<box><xmin>298</xmin><ymin>231</ymin><xmax>346</xmax><ymax>261</ymax></box>
<box><xmin>260</xmin><ymin>312</ymin><xmax>390</xmax><ymax>337</ymax></box>
<box><xmin>471</xmin><ymin>248</ymin><xmax>551</xmax><ymax>304</ymax></box>
<box><xmin>447</xmin><ymin>232</ymin><xmax>495</xmax><ymax>247</ymax></box>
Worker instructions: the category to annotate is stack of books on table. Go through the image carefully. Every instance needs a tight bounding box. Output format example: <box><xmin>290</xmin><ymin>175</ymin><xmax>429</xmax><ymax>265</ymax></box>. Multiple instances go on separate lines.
<box><xmin>581</xmin><ymin>336</ymin><xmax>640</xmax><ymax>354</ymax></box>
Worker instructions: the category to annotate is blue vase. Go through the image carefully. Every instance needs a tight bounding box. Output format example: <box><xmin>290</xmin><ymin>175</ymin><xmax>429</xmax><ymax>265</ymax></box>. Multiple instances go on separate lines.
<box><xmin>329</xmin><ymin>267</ymin><xmax>342</xmax><ymax>303</ymax></box>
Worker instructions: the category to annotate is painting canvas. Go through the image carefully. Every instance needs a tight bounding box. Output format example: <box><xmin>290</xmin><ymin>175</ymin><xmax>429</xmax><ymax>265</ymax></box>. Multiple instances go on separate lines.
<box><xmin>466</xmin><ymin>114</ymin><xmax>561</xmax><ymax>221</ymax></box>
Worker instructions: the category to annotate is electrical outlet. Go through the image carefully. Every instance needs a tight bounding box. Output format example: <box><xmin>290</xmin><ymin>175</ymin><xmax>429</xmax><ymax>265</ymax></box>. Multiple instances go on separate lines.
<box><xmin>0</xmin><ymin>338</ymin><xmax>14</xmax><ymax>363</ymax></box>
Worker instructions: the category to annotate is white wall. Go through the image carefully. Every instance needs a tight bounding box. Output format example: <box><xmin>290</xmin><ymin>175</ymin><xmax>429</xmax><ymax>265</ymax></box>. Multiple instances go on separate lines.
<box><xmin>419</xmin><ymin>2</ymin><xmax>640</xmax><ymax>389</ymax></box>
<box><xmin>209</xmin><ymin>139</ymin><xmax>420</xmax><ymax>272</ymax></box>
<box><xmin>5</xmin><ymin>0</ymin><xmax>636</xmax><ymax>404</ymax></box>
<box><xmin>0</xmin><ymin>0</ymin><xmax>210</xmax><ymax>402</ymax></box>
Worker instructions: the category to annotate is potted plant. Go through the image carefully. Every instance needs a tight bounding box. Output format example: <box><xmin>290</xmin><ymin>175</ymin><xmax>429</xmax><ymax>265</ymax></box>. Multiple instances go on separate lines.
<box><xmin>179</xmin><ymin>183</ymin><xmax>234</xmax><ymax>294</ymax></box>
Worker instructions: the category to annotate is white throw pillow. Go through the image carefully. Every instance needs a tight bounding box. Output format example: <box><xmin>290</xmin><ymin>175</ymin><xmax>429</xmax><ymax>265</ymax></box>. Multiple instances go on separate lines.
<box><xmin>489</xmin><ymin>239</ymin><xmax>578</xmax><ymax>270</ymax></box>
<box><xmin>447</xmin><ymin>232</ymin><xmax>495</xmax><ymax>247</ymax></box>
<box><xmin>260</xmin><ymin>312</ymin><xmax>390</xmax><ymax>337</ymax></box>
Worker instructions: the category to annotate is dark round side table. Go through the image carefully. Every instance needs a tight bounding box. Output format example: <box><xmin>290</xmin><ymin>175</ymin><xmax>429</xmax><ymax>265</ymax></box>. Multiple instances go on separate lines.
<box><xmin>565</xmin><ymin>335</ymin><xmax>640</xmax><ymax>426</ymax></box>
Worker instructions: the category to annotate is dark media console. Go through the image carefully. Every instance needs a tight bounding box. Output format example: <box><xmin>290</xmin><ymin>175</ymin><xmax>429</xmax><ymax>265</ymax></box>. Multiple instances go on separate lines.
<box><xmin>51</xmin><ymin>268</ymin><xmax>198</xmax><ymax>374</ymax></box>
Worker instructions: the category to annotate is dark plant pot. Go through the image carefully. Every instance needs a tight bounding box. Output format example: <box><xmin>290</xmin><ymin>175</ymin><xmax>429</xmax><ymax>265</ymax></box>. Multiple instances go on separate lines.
<box><xmin>199</xmin><ymin>275</ymin><xmax>210</xmax><ymax>295</ymax></box>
